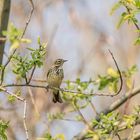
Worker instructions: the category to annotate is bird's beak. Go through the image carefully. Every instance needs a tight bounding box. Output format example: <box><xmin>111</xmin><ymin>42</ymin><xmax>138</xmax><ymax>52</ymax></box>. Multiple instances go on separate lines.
<box><xmin>63</xmin><ymin>60</ymin><xmax>68</xmax><ymax>62</ymax></box>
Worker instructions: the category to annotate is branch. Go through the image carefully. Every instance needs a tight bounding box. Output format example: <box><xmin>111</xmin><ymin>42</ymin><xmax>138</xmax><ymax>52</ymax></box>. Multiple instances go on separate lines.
<box><xmin>102</xmin><ymin>86</ymin><xmax>140</xmax><ymax>115</ymax></box>
<box><xmin>0</xmin><ymin>37</ymin><xmax>6</xmax><ymax>43</ymax></box>
<box><xmin>74</xmin><ymin>103</ymin><xmax>89</xmax><ymax>126</ymax></box>
<box><xmin>0</xmin><ymin>81</ymin><xmax>129</xmax><ymax>98</ymax></box>
<box><xmin>1</xmin><ymin>83</ymin><xmax>121</xmax><ymax>97</ymax></box>
<box><xmin>108</xmin><ymin>49</ymin><xmax>123</xmax><ymax>96</ymax></box>
<box><xmin>124</xmin><ymin>4</ymin><xmax>140</xmax><ymax>36</ymax></box>
<box><xmin>27</xmin><ymin>65</ymin><xmax>36</xmax><ymax>84</ymax></box>
<box><xmin>23</xmin><ymin>100</ymin><xmax>29</xmax><ymax>140</ymax></box>
<box><xmin>21</xmin><ymin>0</ymin><xmax>34</xmax><ymax>38</ymax></box>
<box><xmin>134</xmin><ymin>133</ymin><xmax>140</xmax><ymax>140</ymax></box>
<box><xmin>28</xmin><ymin>87</ymin><xmax>40</xmax><ymax>118</ymax></box>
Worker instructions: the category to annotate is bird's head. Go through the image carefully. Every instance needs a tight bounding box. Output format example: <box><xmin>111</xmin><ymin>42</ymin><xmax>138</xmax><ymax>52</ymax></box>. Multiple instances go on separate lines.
<box><xmin>54</xmin><ymin>59</ymin><xmax>67</xmax><ymax>67</ymax></box>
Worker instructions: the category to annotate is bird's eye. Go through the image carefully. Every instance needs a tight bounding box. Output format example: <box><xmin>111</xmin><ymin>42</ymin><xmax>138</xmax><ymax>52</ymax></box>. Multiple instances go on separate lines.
<box><xmin>55</xmin><ymin>59</ymin><xmax>62</xmax><ymax>65</ymax></box>
<box><xmin>57</xmin><ymin>60</ymin><xmax>61</xmax><ymax>63</ymax></box>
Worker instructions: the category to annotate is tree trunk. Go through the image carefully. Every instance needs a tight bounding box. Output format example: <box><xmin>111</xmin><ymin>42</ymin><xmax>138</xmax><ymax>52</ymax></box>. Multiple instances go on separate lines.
<box><xmin>0</xmin><ymin>0</ymin><xmax>11</xmax><ymax>65</ymax></box>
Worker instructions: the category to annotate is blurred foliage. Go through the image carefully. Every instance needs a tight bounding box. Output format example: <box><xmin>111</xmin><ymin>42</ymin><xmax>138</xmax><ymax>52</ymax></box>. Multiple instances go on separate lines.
<box><xmin>47</xmin><ymin>113</ymin><xmax>64</xmax><ymax>122</ymax></box>
<box><xmin>37</xmin><ymin>132</ymin><xmax>65</xmax><ymax>140</ymax></box>
<box><xmin>0</xmin><ymin>120</ymin><xmax>9</xmax><ymax>140</ymax></box>
<box><xmin>2</xmin><ymin>23</ymin><xmax>31</xmax><ymax>50</ymax></box>
<box><xmin>84</xmin><ymin>105</ymin><xmax>140</xmax><ymax>139</ymax></box>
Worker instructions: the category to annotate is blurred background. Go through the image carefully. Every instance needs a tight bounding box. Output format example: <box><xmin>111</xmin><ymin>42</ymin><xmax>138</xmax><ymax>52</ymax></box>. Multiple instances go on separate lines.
<box><xmin>1</xmin><ymin>0</ymin><xmax>140</xmax><ymax>139</ymax></box>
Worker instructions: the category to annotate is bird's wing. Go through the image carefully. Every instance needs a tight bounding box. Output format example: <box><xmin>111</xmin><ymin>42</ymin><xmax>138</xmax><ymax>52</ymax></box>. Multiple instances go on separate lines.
<box><xmin>47</xmin><ymin>68</ymin><xmax>52</xmax><ymax>77</ymax></box>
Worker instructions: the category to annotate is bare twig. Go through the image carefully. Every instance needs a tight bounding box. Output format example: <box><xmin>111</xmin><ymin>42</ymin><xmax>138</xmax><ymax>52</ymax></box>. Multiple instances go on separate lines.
<box><xmin>74</xmin><ymin>104</ymin><xmax>89</xmax><ymax>126</ymax></box>
<box><xmin>0</xmin><ymin>86</ymin><xmax>24</xmax><ymax>101</ymax></box>
<box><xmin>125</xmin><ymin>5</ymin><xmax>140</xmax><ymax>36</ymax></box>
<box><xmin>89</xmin><ymin>101</ymin><xmax>99</xmax><ymax>115</ymax></box>
<box><xmin>116</xmin><ymin>133</ymin><xmax>121</xmax><ymax>140</ymax></box>
<box><xmin>108</xmin><ymin>49</ymin><xmax>123</xmax><ymax>96</ymax></box>
<box><xmin>102</xmin><ymin>86</ymin><xmax>140</xmax><ymax>115</ymax></box>
<box><xmin>134</xmin><ymin>133</ymin><xmax>140</xmax><ymax>140</ymax></box>
<box><xmin>28</xmin><ymin>87</ymin><xmax>40</xmax><ymax>117</ymax></box>
<box><xmin>23</xmin><ymin>100</ymin><xmax>29</xmax><ymax>140</ymax></box>
<box><xmin>25</xmin><ymin>73</ymin><xmax>28</xmax><ymax>84</ymax></box>
<box><xmin>21</xmin><ymin>0</ymin><xmax>34</xmax><ymax>38</ymax></box>
<box><xmin>28</xmin><ymin>65</ymin><xmax>36</xmax><ymax>84</ymax></box>
<box><xmin>0</xmin><ymin>49</ymin><xmax>17</xmax><ymax>85</ymax></box>
<box><xmin>0</xmin><ymin>37</ymin><xmax>6</xmax><ymax>43</ymax></box>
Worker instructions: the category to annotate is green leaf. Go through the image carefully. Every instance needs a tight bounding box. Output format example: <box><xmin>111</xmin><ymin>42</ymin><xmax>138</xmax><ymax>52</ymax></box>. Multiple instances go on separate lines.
<box><xmin>134</xmin><ymin>37</ymin><xmax>140</xmax><ymax>45</ymax></box>
<box><xmin>117</xmin><ymin>12</ymin><xmax>127</xmax><ymax>28</ymax></box>
<box><xmin>0</xmin><ymin>120</ymin><xmax>9</xmax><ymax>140</ymax></box>
<box><xmin>98</xmin><ymin>75</ymin><xmax>110</xmax><ymax>90</ymax></box>
<box><xmin>21</xmin><ymin>38</ymin><xmax>31</xmax><ymax>43</ymax></box>
<box><xmin>110</xmin><ymin>2</ymin><xmax>122</xmax><ymax>15</ymax></box>
<box><xmin>10</xmin><ymin>40</ymin><xmax>20</xmax><ymax>50</ymax></box>
<box><xmin>7</xmin><ymin>95</ymin><xmax>16</xmax><ymax>103</ymax></box>
<box><xmin>135</xmin><ymin>0</ymin><xmax>140</xmax><ymax>8</ymax></box>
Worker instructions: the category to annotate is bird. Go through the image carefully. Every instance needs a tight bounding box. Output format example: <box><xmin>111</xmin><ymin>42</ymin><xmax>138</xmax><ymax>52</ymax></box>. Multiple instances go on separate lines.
<box><xmin>47</xmin><ymin>59</ymin><xmax>67</xmax><ymax>103</ymax></box>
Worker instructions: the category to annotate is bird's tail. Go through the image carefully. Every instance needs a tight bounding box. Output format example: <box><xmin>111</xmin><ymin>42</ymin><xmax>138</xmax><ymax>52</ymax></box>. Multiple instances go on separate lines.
<box><xmin>52</xmin><ymin>90</ymin><xmax>63</xmax><ymax>103</ymax></box>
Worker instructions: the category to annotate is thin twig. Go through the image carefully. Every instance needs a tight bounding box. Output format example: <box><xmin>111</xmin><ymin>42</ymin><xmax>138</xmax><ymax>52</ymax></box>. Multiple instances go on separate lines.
<box><xmin>108</xmin><ymin>49</ymin><xmax>123</xmax><ymax>96</ymax></box>
<box><xmin>21</xmin><ymin>0</ymin><xmax>34</xmax><ymax>38</ymax></box>
<box><xmin>0</xmin><ymin>86</ymin><xmax>24</xmax><ymax>101</ymax></box>
<box><xmin>28</xmin><ymin>87</ymin><xmax>40</xmax><ymax>118</ymax></box>
<box><xmin>28</xmin><ymin>65</ymin><xmax>36</xmax><ymax>84</ymax></box>
<box><xmin>89</xmin><ymin>101</ymin><xmax>99</xmax><ymax>116</ymax></box>
<box><xmin>134</xmin><ymin>133</ymin><xmax>140</xmax><ymax>140</ymax></box>
<box><xmin>32</xmin><ymin>78</ymin><xmax>98</xmax><ymax>84</ymax></box>
<box><xmin>0</xmin><ymin>49</ymin><xmax>17</xmax><ymax>85</ymax></box>
<box><xmin>23</xmin><ymin>100</ymin><xmax>29</xmax><ymax>140</ymax></box>
<box><xmin>74</xmin><ymin>104</ymin><xmax>88</xmax><ymax>126</ymax></box>
<box><xmin>116</xmin><ymin>133</ymin><xmax>121</xmax><ymax>140</ymax></box>
<box><xmin>0</xmin><ymin>37</ymin><xmax>6</xmax><ymax>43</ymax></box>
<box><xmin>25</xmin><ymin>74</ymin><xmax>28</xmax><ymax>84</ymax></box>
<box><xmin>125</xmin><ymin>5</ymin><xmax>140</xmax><ymax>36</ymax></box>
